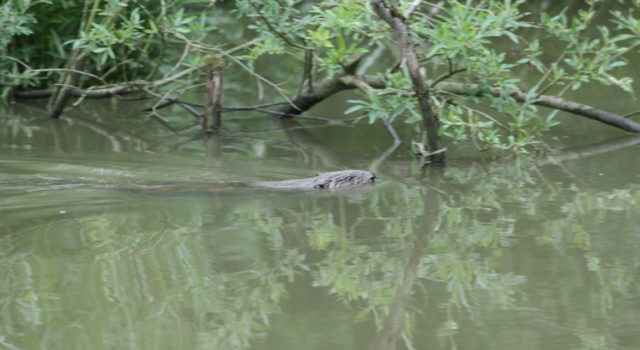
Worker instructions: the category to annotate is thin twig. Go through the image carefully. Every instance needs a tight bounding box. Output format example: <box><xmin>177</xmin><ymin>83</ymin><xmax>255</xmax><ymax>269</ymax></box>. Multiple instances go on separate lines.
<box><xmin>250</xmin><ymin>107</ymin><xmax>352</xmax><ymax>122</ymax></box>
<box><xmin>141</xmin><ymin>95</ymin><xmax>346</xmax><ymax>123</ymax></box>
<box><xmin>531</xmin><ymin>53</ymin><xmax>565</xmax><ymax>97</ymax></box>
<box><xmin>401</xmin><ymin>332</ymin><xmax>417</xmax><ymax>350</ymax></box>
<box><xmin>163</xmin><ymin>40</ymin><xmax>192</xmax><ymax>79</ymax></box>
<box><xmin>369</xmin><ymin>117</ymin><xmax>401</xmax><ymax>173</ymax></box>
<box><xmin>177</xmin><ymin>102</ymin><xmax>202</xmax><ymax>120</ymax></box>
<box><xmin>381</xmin><ymin>117</ymin><xmax>401</xmax><ymax>147</ymax></box>
<box><xmin>175</xmin><ymin>121</ymin><xmax>202</xmax><ymax>134</ymax></box>
<box><xmin>622</xmin><ymin>109</ymin><xmax>640</xmax><ymax>119</ymax></box>
<box><xmin>465</xmin><ymin>108</ymin><xmax>491</xmax><ymax>152</ymax></box>
<box><xmin>148</xmin><ymin>113</ymin><xmax>179</xmax><ymax>134</ymax></box>
<box><xmin>172</xmin><ymin>32</ymin><xmax>297</xmax><ymax>108</ymax></box>
<box><xmin>459</xmin><ymin>104</ymin><xmax>511</xmax><ymax>132</ymax></box>
<box><xmin>225</xmin><ymin>123</ymin><xmax>356</xmax><ymax>135</ymax></box>
<box><xmin>404</xmin><ymin>0</ymin><xmax>423</xmax><ymax>19</ymax></box>
<box><xmin>215</xmin><ymin>48</ymin><xmax>297</xmax><ymax>108</ymax></box>
<box><xmin>223</xmin><ymin>102</ymin><xmax>291</xmax><ymax>110</ymax></box>
<box><xmin>413</xmin><ymin>142</ymin><xmax>447</xmax><ymax>158</ymax></box>
<box><xmin>432</xmin><ymin>68</ymin><xmax>466</xmax><ymax>87</ymax></box>
<box><xmin>142</xmin><ymin>97</ymin><xmax>203</xmax><ymax>111</ymax></box>
<box><xmin>226</xmin><ymin>38</ymin><xmax>263</xmax><ymax>54</ymax></box>
<box><xmin>248</xmin><ymin>1</ymin><xmax>310</xmax><ymax>50</ymax></box>
<box><xmin>144</xmin><ymin>99</ymin><xmax>291</xmax><ymax>112</ymax></box>
<box><xmin>1</xmin><ymin>56</ymin><xmax>107</xmax><ymax>84</ymax></box>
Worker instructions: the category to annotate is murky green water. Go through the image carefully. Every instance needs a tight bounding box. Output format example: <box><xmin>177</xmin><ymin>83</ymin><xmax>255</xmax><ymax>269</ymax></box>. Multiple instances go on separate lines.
<box><xmin>3</xmin><ymin>0</ymin><xmax>640</xmax><ymax>343</ymax></box>
<box><xmin>2</xmin><ymin>96</ymin><xmax>639</xmax><ymax>350</ymax></box>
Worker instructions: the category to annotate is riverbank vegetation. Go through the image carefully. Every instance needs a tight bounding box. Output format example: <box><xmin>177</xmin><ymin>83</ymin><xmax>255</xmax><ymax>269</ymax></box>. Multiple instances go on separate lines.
<box><xmin>3</xmin><ymin>0</ymin><xmax>640</xmax><ymax>164</ymax></box>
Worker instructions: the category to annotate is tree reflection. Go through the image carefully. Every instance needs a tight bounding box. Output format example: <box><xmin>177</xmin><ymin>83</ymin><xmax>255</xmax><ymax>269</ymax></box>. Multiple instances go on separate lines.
<box><xmin>2</xmin><ymin>150</ymin><xmax>640</xmax><ymax>349</ymax></box>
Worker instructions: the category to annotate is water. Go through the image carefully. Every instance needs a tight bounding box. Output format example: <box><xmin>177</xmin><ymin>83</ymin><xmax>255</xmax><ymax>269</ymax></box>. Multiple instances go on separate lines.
<box><xmin>1</xmin><ymin>96</ymin><xmax>639</xmax><ymax>350</ymax></box>
<box><xmin>4</xmin><ymin>0</ymin><xmax>640</xmax><ymax>343</ymax></box>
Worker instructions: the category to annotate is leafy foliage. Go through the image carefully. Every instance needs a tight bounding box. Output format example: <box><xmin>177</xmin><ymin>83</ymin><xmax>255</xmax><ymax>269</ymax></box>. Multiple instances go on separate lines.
<box><xmin>0</xmin><ymin>0</ymin><xmax>214</xmax><ymax>98</ymax></box>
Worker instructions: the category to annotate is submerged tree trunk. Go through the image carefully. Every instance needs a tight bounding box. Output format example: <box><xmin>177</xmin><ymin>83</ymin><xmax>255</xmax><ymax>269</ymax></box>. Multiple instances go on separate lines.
<box><xmin>47</xmin><ymin>52</ymin><xmax>88</xmax><ymax>119</ymax></box>
<box><xmin>204</xmin><ymin>134</ymin><xmax>223</xmax><ymax>167</ymax></box>
<box><xmin>203</xmin><ymin>65</ymin><xmax>223</xmax><ymax>134</ymax></box>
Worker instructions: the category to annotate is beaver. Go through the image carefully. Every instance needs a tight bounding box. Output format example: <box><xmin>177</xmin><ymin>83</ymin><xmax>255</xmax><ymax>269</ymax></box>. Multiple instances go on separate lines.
<box><xmin>115</xmin><ymin>169</ymin><xmax>376</xmax><ymax>192</ymax></box>
<box><xmin>250</xmin><ymin>169</ymin><xmax>376</xmax><ymax>190</ymax></box>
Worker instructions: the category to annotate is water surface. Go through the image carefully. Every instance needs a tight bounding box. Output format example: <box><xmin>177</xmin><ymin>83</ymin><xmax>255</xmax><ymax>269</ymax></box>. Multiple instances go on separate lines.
<box><xmin>2</xmin><ymin>81</ymin><xmax>640</xmax><ymax>350</ymax></box>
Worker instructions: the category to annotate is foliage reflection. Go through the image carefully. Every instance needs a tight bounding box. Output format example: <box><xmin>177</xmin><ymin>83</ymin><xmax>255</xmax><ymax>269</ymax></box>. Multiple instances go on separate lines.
<box><xmin>2</xmin><ymin>155</ymin><xmax>639</xmax><ymax>349</ymax></box>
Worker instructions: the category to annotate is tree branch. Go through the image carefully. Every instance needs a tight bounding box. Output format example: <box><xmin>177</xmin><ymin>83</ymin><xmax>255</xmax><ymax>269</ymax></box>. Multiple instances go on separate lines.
<box><xmin>404</xmin><ymin>0</ymin><xmax>423</xmax><ymax>19</ymax></box>
<box><xmin>437</xmin><ymin>82</ymin><xmax>640</xmax><ymax>133</ymax></box>
<box><xmin>13</xmin><ymin>70</ymin><xmax>639</xmax><ymax>133</ymax></box>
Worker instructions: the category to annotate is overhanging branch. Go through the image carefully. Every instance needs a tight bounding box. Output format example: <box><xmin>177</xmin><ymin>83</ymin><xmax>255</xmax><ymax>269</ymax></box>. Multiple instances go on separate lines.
<box><xmin>261</xmin><ymin>73</ymin><xmax>640</xmax><ymax>133</ymax></box>
<box><xmin>437</xmin><ymin>82</ymin><xmax>640</xmax><ymax>133</ymax></box>
<box><xmin>12</xmin><ymin>71</ymin><xmax>640</xmax><ymax>133</ymax></box>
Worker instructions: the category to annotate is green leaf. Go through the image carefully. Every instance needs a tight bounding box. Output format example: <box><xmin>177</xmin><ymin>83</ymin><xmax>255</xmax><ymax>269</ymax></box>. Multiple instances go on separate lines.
<box><xmin>344</xmin><ymin>105</ymin><xmax>365</xmax><ymax>114</ymax></box>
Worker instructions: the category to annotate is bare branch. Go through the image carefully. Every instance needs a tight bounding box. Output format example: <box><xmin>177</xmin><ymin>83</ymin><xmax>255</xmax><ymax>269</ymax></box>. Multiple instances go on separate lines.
<box><xmin>458</xmin><ymin>104</ymin><xmax>511</xmax><ymax>132</ymax></box>
<box><xmin>380</xmin><ymin>117</ymin><xmax>401</xmax><ymax>147</ymax></box>
<box><xmin>177</xmin><ymin>102</ymin><xmax>202</xmax><ymax>120</ymax></box>
<box><xmin>432</xmin><ymin>68</ymin><xmax>466</xmax><ymax>87</ymax></box>
<box><xmin>1</xmin><ymin>56</ymin><xmax>107</xmax><ymax>84</ymax></box>
<box><xmin>438</xmin><ymin>81</ymin><xmax>640</xmax><ymax>133</ymax></box>
<box><xmin>622</xmin><ymin>109</ymin><xmax>640</xmax><ymax>119</ymax></box>
<box><xmin>223</xmin><ymin>102</ymin><xmax>290</xmax><ymax>110</ymax></box>
<box><xmin>226</xmin><ymin>38</ymin><xmax>263</xmax><ymax>54</ymax></box>
<box><xmin>249</xmin><ymin>108</ymin><xmax>351</xmax><ymax>122</ymax></box>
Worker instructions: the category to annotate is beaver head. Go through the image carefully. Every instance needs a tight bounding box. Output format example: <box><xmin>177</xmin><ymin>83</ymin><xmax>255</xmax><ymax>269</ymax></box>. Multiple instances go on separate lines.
<box><xmin>312</xmin><ymin>170</ymin><xmax>376</xmax><ymax>190</ymax></box>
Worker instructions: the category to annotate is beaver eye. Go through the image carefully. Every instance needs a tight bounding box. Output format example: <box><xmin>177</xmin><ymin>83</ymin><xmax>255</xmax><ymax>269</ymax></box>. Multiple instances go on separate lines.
<box><xmin>347</xmin><ymin>176</ymin><xmax>354</xmax><ymax>181</ymax></box>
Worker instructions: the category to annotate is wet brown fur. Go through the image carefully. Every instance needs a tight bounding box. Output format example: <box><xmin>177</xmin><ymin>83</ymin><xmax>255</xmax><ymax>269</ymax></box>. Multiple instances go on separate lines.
<box><xmin>117</xmin><ymin>170</ymin><xmax>376</xmax><ymax>192</ymax></box>
<box><xmin>250</xmin><ymin>170</ymin><xmax>376</xmax><ymax>190</ymax></box>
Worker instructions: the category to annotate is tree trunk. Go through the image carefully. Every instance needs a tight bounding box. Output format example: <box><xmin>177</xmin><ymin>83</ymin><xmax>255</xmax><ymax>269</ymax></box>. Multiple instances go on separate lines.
<box><xmin>369</xmin><ymin>0</ymin><xmax>444</xmax><ymax>164</ymax></box>
<box><xmin>203</xmin><ymin>66</ymin><xmax>223</xmax><ymax>134</ymax></box>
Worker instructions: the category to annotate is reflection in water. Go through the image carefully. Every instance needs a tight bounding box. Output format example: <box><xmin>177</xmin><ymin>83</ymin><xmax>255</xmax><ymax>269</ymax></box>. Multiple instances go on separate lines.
<box><xmin>2</xmin><ymin>159</ymin><xmax>640</xmax><ymax>349</ymax></box>
<box><xmin>1</xmin><ymin>103</ymin><xmax>640</xmax><ymax>349</ymax></box>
